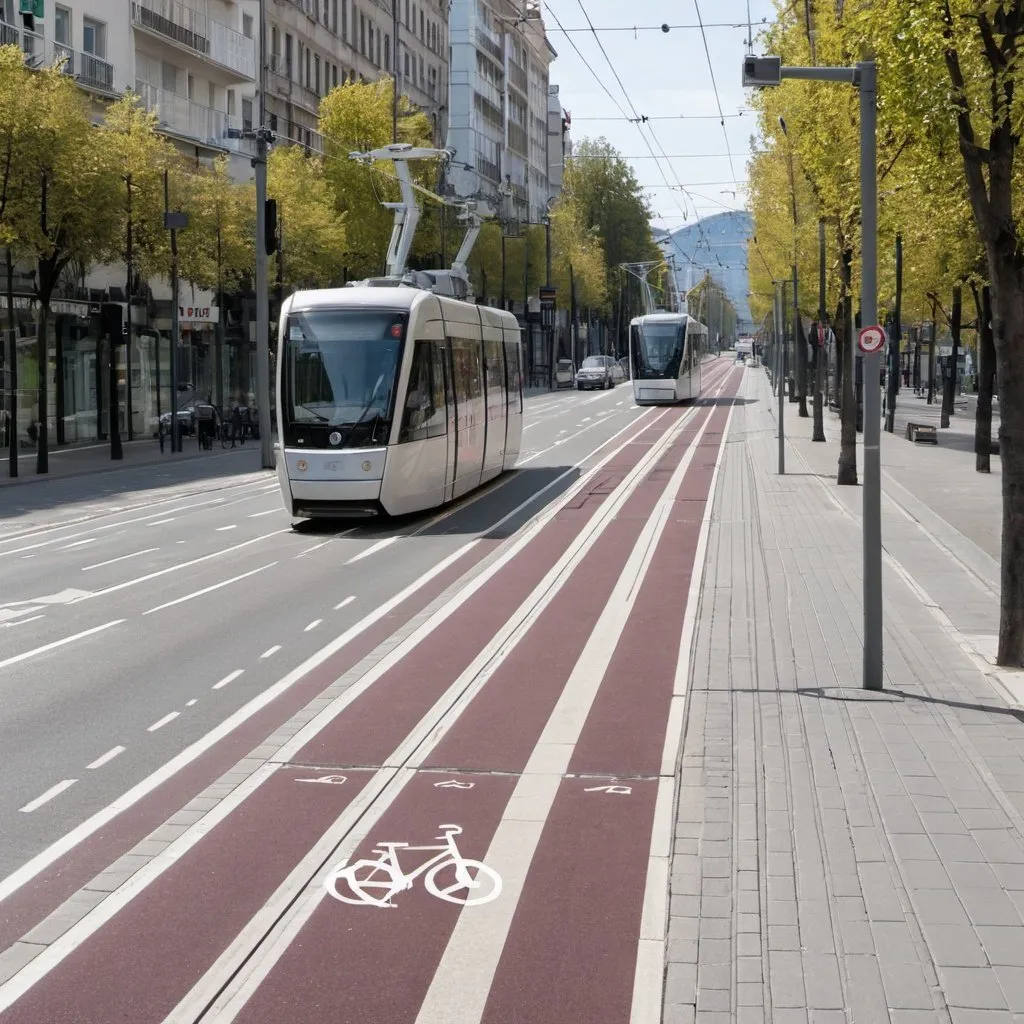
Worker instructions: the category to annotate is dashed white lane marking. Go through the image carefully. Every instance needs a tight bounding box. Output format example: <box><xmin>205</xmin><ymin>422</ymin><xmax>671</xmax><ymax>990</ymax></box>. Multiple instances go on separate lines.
<box><xmin>186</xmin><ymin>699</ymin><xmax>198</xmax><ymax>707</ymax></box>
<box><xmin>0</xmin><ymin>620</ymin><xmax>125</xmax><ymax>671</ymax></box>
<box><xmin>304</xmin><ymin>619</ymin><xmax>322</xmax><ymax>632</ymax></box>
<box><xmin>333</xmin><ymin>596</ymin><xmax>356</xmax><ymax>611</ymax></box>
<box><xmin>21</xmin><ymin>555</ymin><xmax>33</xmax><ymax>560</ymax></box>
<box><xmin>86</xmin><ymin>746</ymin><xmax>125</xmax><ymax>770</ymax></box>
<box><xmin>345</xmin><ymin>537</ymin><xmax>397</xmax><ymax>564</ymax></box>
<box><xmin>260</xmin><ymin>645</ymin><xmax>281</xmax><ymax>659</ymax></box>
<box><xmin>248</xmin><ymin>509</ymin><xmax>279</xmax><ymax>518</ymax></box>
<box><xmin>142</xmin><ymin>563</ymin><xmax>278</xmax><ymax>616</ymax></box>
<box><xmin>19</xmin><ymin>780</ymin><xmax>77</xmax><ymax>813</ymax></box>
<box><xmin>147</xmin><ymin>518</ymin><xmax>176</xmax><ymax>527</ymax></box>
<box><xmin>58</xmin><ymin>538</ymin><xmax>97</xmax><ymax>550</ymax></box>
<box><xmin>147</xmin><ymin>712</ymin><xmax>179</xmax><ymax>733</ymax></box>
<box><xmin>216</xmin><ymin>525</ymin><xmax>238</xmax><ymax>532</ymax></box>
<box><xmin>82</xmin><ymin>548</ymin><xmax>159</xmax><ymax>572</ymax></box>
<box><xmin>213</xmin><ymin>669</ymin><xmax>244</xmax><ymax>690</ymax></box>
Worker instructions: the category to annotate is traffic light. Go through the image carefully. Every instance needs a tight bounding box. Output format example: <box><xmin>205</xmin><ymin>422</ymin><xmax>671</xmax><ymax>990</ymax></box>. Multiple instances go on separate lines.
<box><xmin>100</xmin><ymin>302</ymin><xmax>123</xmax><ymax>342</ymax></box>
<box><xmin>265</xmin><ymin>198</ymin><xmax>277</xmax><ymax>255</ymax></box>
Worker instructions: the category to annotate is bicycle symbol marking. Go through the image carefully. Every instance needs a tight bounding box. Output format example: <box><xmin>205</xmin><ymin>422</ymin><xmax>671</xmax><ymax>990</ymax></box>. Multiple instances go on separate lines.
<box><xmin>584</xmin><ymin>785</ymin><xmax>633</xmax><ymax>795</ymax></box>
<box><xmin>295</xmin><ymin>774</ymin><xmax>348</xmax><ymax>786</ymax></box>
<box><xmin>433</xmin><ymin>780</ymin><xmax>475</xmax><ymax>789</ymax></box>
<box><xmin>324</xmin><ymin>824</ymin><xmax>502</xmax><ymax>909</ymax></box>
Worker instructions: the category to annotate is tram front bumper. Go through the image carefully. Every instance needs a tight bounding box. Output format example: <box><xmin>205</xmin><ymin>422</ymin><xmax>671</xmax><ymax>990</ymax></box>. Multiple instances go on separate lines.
<box><xmin>281</xmin><ymin>447</ymin><xmax>387</xmax><ymax>517</ymax></box>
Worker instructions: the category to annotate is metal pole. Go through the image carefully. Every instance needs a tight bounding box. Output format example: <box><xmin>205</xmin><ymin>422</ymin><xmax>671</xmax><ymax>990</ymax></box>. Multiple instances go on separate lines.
<box><xmin>392</xmin><ymin>0</ymin><xmax>399</xmax><ymax>142</ymax></box>
<box><xmin>859</xmin><ymin>60</ymin><xmax>883</xmax><ymax>691</ymax></box>
<box><xmin>776</xmin><ymin>281</ymin><xmax>785</xmax><ymax>474</ymax></box>
<box><xmin>166</xmin><ymin>168</ymin><xmax>180</xmax><ymax>454</ymax></box>
<box><xmin>6</xmin><ymin>247</ymin><xmax>17</xmax><ymax>478</ymax></box>
<box><xmin>255</xmin><ymin>0</ymin><xmax>273</xmax><ymax>469</ymax></box>
<box><xmin>813</xmin><ymin>217</ymin><xmax>826</xmax><ymax>440</ymax></box>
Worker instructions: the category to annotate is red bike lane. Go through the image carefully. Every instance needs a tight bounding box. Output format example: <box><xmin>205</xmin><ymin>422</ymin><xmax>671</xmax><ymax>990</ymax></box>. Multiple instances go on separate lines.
<box><xmin>224</xmin><ymin>370</ymin><xmax>741</xmax><ymax>1024</ymax></box>
<box><xmin>0</xmin><ymin>408</ymin><xmax>684</xmax><ymax>1024</ymax></box>
<box><xmin>0</xmin><ymin>407</ymin><xmax>667</xmax><ymax>955</ymax></box>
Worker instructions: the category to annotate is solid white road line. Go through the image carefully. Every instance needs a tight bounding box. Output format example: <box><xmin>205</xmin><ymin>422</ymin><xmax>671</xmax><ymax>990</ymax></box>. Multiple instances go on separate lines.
<box><xmin>345</xmin><ymin>537</ymin><xmax>397</xmax><ymax>564</ymax></box>
<box><xmin>631</xmin><ymin>369</ymin><xmax>741</xmax><ymax>1024</ymax></box>
<box><xmin>81</xmin><ymin>548</ymin><xmax>159</xmax><ymax>572</ymax></box>
<box><xmin>86</xmin><ymin>746</ymin><xmax>126</xmax><ymax>771</ymax></box>
<box><xmin>0</xmin><ymin>620</ymin><xmax>125</xmax><ymax>671</ymax></box>
<box><xmin>333</xmin><ymin>596</ymin><xmax>356</xmax><ymax>611</ymax></box>
<box><xmin>260</xmin><ymin>645</ymin><xmax>281</xmax><ymax>659</ymax></box>
<box><xmin>213</xmin><ymin>670</ymin><xmax>245</xmax><ymax>690</ymax></box>
<box><xmin>412</xmin><ymin>394</ymin><xmax>720</xmax><ymax>1024</ymax></box>
<box><xmin>142</xmin><ymin>562</ymin><xmax>278</xmax><ymax>616</ymax></box>
<box><xmin>19</xmin><ymin>780</ymin><xmax>78</xmax><ymax>814</ymax></box>
<box><xmin>247</xmin><ymin>509</ymin><xmax>280</xmax><ymax>518</ymax></box>
<box><xmin>147</xmin><ymin>712</ymin><xmax>179</xmax><ymax>733</ymax></box>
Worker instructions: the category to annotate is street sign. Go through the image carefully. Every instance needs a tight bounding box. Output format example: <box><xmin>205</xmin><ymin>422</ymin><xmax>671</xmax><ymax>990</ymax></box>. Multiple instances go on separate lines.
<box><xmin>858</xmin><ymin>324</ymin><xmax>886</xmax><ymax>354</ymax></box>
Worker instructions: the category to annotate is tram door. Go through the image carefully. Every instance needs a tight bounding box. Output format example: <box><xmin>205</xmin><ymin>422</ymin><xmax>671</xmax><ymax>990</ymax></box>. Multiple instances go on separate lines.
<box><xmin>433</xmin><ymin>339</ymin><xmax>456</xmax><ymax>502</ymax></box>
<box><xmin>449</xmin><ymin>336</ymin><xmax>486</xmax><ymax>498</ymax></box>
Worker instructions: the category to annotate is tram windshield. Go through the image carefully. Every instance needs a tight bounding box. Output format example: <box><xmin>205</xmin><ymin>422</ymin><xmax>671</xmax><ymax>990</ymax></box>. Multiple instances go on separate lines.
<box><xmin>632</xmin><ymin>321</ymin><xmax>687</xmax><ymax>380</ymax></box>
<box><xmin>283</xmin><ymin>308</ymin><xmax>406</xmax><ymax>447</ymax></box>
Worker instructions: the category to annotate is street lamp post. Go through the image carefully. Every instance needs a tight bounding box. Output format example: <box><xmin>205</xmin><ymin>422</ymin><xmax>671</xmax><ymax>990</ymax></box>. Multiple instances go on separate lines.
<box><xmin>743</xmin><ymin>55</ymin><xmax>883</xmax><ymax>691</ymax></box>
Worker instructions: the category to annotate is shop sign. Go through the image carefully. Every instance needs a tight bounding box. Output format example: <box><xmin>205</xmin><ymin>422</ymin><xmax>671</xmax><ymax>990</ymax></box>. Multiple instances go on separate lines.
<box><xmin>179</xmin><ymin>305</ymin><xmax>219</xmax><ymax>324</ymax></box>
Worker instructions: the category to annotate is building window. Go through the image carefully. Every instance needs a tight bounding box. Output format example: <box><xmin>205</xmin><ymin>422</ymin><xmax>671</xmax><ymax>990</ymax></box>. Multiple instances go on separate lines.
<box><xmin>405</xmin><ymin>0</ymin><xmax>409</xmax><ymax>27</ymax></box>
<box><xmin>208</xmin><ymin>81</ymin><xmax>215</xmax><ymax>107</ymax></box>
<box><xmin>242</xmin><ymin>12</ymin><xmax>253</xmax><ymax>37</ymax></box>
<box><xmin>285</xmin><ymin>33</ymin><xmax>293</xmax><ymax>76</ymax></box>
<box><xmin>270</xmin><ymin>112</ymin><xmax>278</xmax><ymax>132</ymax></box>
<box><xmin>271</xmin><ymin>25</ymin><xmax>279</xmax><ymax>57</ymax></box>
<box><xmin>54</xmin><ymin>5</ymin><xmax>70</xmax><ymax>45</ymax></box>
<box><xmin>161</xmin><ymin>59</ymin><xmax>177</xmax><ymax>92</ymax></box>
<box><xmin>360</xmin><ymin>14</ymin><xmax>366</xmax><ymax>56</ymax></box>
<box><xmin>419</xmin><ymin>8</ymin><xmax>423</xmax><ymax>38</ymax></box>
<box><xmin>376</xmin><ymin>27</ymin><xmax>381</xmax><ymax>66</ymax></box>
<box><xmin>187</xmin><ymin>73</ymin><xmax>194</xmax><ymax>100</ymax></box>
<box><xmin>342</xmin><ymin>0</ymin><xmax>348</xmax><ymax>41</ymax></box>
<box><xmin>411</xmin><ymin>4</ymin><xmax>416</xmax><ymax>33</ymax></box>
<box><xmin>384</xmin><ymin>33</ymin><xmax>390</xmax><ymax>70</ymax></box>
<box><xmin>315</xmin><ymin>54</ymin><xmax>321</xmax><ymax>94</ymax></box>
<box><xmin>82</xmin><ymin>17</ymin><xmax>106</xmax><ymax>58</ymax></box>
<box><xmin>332</xmin><ymin>0</ymin><xmax>338</xmax><ymax>33</ymax></box>
<box><xmin>242</xmin><ymin>97</ymin><xmax>253</xmax><ymax>131</ymax></box>
<box><xmin>331</xmin><ymin>63</ymin><xmax>337</xmax><ymax>88</ymax></box>
<box><xmin>404</xmin><ymin>51</ymin><xmax>409</xmax><ymax>76</ymax></box>
<box><xmin>305</xmin><ymin>48</ymin><xmax>311</xmax><ymax>88</ymax></box>
<box><xmin>227</xmin><ymin>89</ymin><xmax>236</xmax><ymax>115</ymax></box>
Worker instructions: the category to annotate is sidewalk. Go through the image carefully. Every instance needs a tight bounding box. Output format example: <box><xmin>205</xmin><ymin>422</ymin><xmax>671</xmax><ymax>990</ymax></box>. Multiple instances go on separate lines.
<box><xmin>664</xmin><ymin>367</ymin><xmax>1024</xmax><ymax>1022</ymax></box>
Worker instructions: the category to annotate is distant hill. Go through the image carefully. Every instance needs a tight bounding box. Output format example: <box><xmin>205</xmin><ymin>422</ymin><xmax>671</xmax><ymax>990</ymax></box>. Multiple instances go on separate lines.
<box><xmin>654</xmin><ymin>211</ymin><xmax>754</xmax><ymax>335</ymax></box>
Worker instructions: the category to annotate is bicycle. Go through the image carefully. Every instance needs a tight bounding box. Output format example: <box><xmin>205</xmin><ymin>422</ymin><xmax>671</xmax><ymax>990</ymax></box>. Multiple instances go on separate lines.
<box><xmin>323</xmin><ymin>824</ymin><xmax>502</xmax><ymax>908</ymax></box>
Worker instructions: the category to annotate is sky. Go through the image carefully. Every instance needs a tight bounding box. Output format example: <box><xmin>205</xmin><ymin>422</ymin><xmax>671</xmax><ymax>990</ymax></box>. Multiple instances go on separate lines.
<box><xmin>542</xmin><ymin>0</ymin><xmax>778</xmax><ymax>231</ymax></box>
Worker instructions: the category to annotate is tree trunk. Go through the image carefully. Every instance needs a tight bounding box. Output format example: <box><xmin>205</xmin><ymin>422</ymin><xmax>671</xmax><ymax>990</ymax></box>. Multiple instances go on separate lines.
<box><xmin>35</xmin><ymin>302</ymin><xmax>48</xmax><ymax>474</ymax></box>
<box><xmin>837</xmin><ymin>248</ymin><xmax>857</xmax><ymax>485</ymax></box>
<box><xmin>941</xmin><ymin>285</ymin><xmax>961</xmax><ymax>429</ymax></box>
<box><xmin>990</xmin><ymin>263</ymin><xmax>1024</xmax><ymax>666</ymax></box>
<box><xmin>974</xmin><ymin>283</ymin><xmax>995</xmax><ymax>473</ymax></box>
<box><xmin>7</xmin><ymin>247</ymin><xmax>17</xmax><ymax>479</ymax></box>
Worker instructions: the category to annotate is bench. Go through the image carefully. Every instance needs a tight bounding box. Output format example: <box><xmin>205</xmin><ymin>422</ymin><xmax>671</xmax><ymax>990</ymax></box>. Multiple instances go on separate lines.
<box><xmin>905</xmin><ymin>421</ymin><xmax>938</xmax><ymax>444</ymax></box>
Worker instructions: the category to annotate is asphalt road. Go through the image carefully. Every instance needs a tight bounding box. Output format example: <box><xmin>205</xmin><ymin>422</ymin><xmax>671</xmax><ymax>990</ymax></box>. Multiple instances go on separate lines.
<box><xmin>0</xmin><ymin>382</ymin><xmax>645</xmax><ymax>877</ymax></box>
<box><xmin>0</xmin><ymin>360</ymin><xmax>744</xmax><ymax>1023</ymax></box>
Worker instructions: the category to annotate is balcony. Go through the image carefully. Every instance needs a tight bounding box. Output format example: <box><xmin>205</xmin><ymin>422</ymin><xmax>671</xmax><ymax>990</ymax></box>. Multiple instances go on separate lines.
<box><xmin>131</xmin><ymin>0</ymin><xmax>255</xmax><ymax>82</ymax></box>
<box><xmin>136</xmin><ymin>82</ymin><xmax>250</xmax><ymax>153</ymax></box>
<box><xmin>0</xmin><ymin>21</ymin><xmax>117</xmax><ymax>93</ymax></box>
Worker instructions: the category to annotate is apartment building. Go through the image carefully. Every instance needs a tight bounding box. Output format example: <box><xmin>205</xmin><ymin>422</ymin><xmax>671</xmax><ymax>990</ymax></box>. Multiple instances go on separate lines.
<box><xmin>253</xmin><ymin>0</ymin><xmax>450</xmax><ymax>152</ymax></box>
<box><xmin>446</xmin><ymin>0</ymin><xmax>560</xmax><ymax>224</ymax></box>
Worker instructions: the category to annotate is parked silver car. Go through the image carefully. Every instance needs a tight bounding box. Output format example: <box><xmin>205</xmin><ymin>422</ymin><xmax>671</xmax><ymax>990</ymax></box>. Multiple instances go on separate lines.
<box><xmin>575</xmin><ymin>355</ymin><xmax>625</xmax><ymax>390</ymax></box>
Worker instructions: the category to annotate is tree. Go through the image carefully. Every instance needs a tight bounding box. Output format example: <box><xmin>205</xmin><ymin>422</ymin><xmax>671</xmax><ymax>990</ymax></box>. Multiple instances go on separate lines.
<box><xmin>0</xmin><ymin>45</ymin><xmax>41</xmax><ymax>477</ymax></box>
<box><xmin>102</xmin><ymin>94</ymin><xmax>178</xmax><ymax>457</ymax></box>
<box><xmin>318</xmin><ymin>78</ymin><xmax>437</xmax><ymax>279</ymax></box>
<box><xmin>267</xmin><ymin>145</ymin><xmax>346</xmax><ymax>290</ymax></box>
<box><xmin>177</xmin><ymin>156</ymin><xmax>254</xmax><ymax>407</ymax></box>
<box><xmin>7</xmin><ymin>60</ymin><xmax>120</xmax><ymax>473</ymax></box>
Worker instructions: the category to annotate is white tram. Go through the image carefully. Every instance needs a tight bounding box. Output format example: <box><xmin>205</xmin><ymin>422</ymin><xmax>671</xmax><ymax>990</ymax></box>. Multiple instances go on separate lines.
<box><xmin>276</xmin><ymin>286</ymin><xmax>523</xmax><ymax>519</ymax></box>
<box><xmin>629</xmin><ymin>312</ymin><xmax>710</xmax><ymax>404</ymax></box>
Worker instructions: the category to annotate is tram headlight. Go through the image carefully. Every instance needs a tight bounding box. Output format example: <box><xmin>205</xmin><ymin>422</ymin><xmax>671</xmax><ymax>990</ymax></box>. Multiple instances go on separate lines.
<box><xmin>296</xmin><ymin>459</ymin><xmax>308</xmax><ymax>472</ymax></box>
<box><xmin>362</xmin><ymin>460</ymin><xmax>372</xmax><ymax>472</ymax></box>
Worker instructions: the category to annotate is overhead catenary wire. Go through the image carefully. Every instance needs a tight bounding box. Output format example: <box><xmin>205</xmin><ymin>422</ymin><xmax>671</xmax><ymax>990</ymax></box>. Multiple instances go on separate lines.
<box><xmin>693</xmin><ymin>0</ymin><xmax>739</xmax><ymax>186</ymax></box>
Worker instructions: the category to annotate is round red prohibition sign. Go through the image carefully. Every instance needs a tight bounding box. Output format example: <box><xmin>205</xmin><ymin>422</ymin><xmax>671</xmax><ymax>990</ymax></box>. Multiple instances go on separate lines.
<box><xmin>858</xmin><ymin>324</ymin><xmax>886</xmax><ymax>354</ymax></box>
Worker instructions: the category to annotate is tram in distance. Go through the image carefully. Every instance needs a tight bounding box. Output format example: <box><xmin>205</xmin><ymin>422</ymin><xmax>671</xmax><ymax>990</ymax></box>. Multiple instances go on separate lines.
<box><xmin>628</xmin><ymin>311</ymin><xmax>711</xmax><ymax>404</ymax></box>
<box><xmin>276</xmin><ymin>287</ymin><xmax>524</xmax><ymax>519</ymax></box>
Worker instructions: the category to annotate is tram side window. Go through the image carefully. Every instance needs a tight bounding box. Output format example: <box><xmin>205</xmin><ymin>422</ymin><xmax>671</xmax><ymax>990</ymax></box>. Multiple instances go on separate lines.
<box><xmin>400</xmin><ymin>340</ymin><xmax>446</xmax><ymax>441</ymax></box>
<box><xmin>449</xmin><ymin>337</ymin><xmax>483</xmax><ymax>414</ymax></box>
<box><xmin>483</xmin><ymin>339</ymin><xmax>505</xmax><ymax>415</ymax></box>
<box><xmin>503</xmin><ymin>341</ymin><xmax>522</xmax><ymax>410</ymax></box>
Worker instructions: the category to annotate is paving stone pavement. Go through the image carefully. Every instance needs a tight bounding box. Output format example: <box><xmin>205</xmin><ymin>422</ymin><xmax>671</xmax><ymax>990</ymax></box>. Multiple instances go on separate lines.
<box><xmin>664</xmin><ymin>367</ymin><xmax>1024</xmax><ymax>1023</ymax></box>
